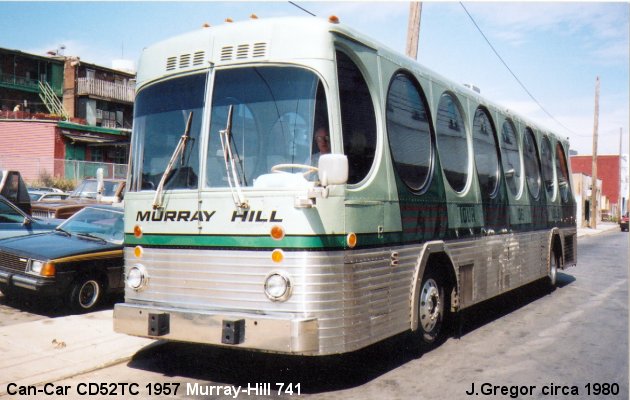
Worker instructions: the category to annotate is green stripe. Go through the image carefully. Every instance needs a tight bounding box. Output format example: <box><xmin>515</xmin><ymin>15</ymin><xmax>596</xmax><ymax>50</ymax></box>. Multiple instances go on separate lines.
<box><xmin>124</xmin><ymin>232</ymin><xmax>404</xmax><ymax>250</ymax></box>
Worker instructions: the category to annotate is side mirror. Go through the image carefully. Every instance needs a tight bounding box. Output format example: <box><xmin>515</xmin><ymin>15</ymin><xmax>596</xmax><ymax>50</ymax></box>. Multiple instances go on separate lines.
<box><xmin>318</xmin><ymin>154</ymin><xmax>348</xmax><ymax>186</ymax></box>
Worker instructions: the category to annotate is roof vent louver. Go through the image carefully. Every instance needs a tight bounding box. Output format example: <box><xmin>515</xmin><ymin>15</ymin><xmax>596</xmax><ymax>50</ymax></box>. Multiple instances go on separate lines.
<box><xmin>236</xmin><ymin>44</ymin><xmax>249</xmax><ymax>59</ymax></box>
<box><xmin>166</xmin><ymin>56</ymin><xmax>177</xmax><ymax>71</ymax></box>
<box><xmin>193</xmin><ymin>51</ymin><xmax>205</xmax><ymax>66</ymax></box>
<box><xmin>221</xmin><ymin>46</ymin><xmax>233</xmax><ymax>61</ymax></box>
<box><xmin>179</xmin><ymin>54</ymin><xmax>191</xmax><ymax>68</ymax></box>
<box><xmin>252</xmin><ymin>42</ymin><xmax>267</xmax><ymax>58</ymax></box>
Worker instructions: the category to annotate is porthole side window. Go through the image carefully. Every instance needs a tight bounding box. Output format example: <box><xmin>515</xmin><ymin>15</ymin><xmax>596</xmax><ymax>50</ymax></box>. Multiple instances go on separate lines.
<box><xmin>523</xmin><ymin>128</ymin><xmax>541</xmax><ymax>199</ymax></box>
<box><xmin>436</xmin><ymin>93</ymin><xmax>468</xmax><ymax>192</ymax></box>
<box><xmin>386</xmin><ymin>72</ymin><xmax>432</xmax><ymax>191</ymax></box>
<box><xmin>472</xmin><ymin>108</ymin><xmax>499</xmax><ymax>197</ymax></box>
<box><xmin>500</xmin><ymin>120</ymin><xmax>521</xmax><ymax>196</ymax></box>
<box><xmin>540</xmin><ymin>136</ymin><xmax>554</xmax><ymax>199</ymax></box>
<box><xmin>555</xmin><ymin>143</ymin><xmax>571</xmax><ymax>203</ymax></box>
<box><xmin>336</xmin><ymin>51</ymin><xmax>377</xmax><ymax>184</ymax></box>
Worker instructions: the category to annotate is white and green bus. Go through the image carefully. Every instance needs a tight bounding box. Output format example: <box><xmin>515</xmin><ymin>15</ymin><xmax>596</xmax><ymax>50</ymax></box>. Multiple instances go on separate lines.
<box><xmin>114</xmin><ymin>16</ymin><xmax>577</xmax><ymax>356</ymax></box>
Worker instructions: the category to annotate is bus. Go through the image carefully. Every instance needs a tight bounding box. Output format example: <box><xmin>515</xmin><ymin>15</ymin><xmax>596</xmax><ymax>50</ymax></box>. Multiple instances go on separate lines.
<box><xmin>114</xmin><ymin>16</ymin><xmax>577</xmax><ymax>356</ymax></box>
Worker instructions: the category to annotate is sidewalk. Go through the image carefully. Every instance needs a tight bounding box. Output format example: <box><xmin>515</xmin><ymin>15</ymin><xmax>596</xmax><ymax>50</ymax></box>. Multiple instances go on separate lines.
<box><xmin>0</xmin><ymin>223</ymin><xmax>621</xmax><ymax>395</ymax></box>
<box><xmin>576</xmin><ymin>221</ymin><xmax>621</xmax><ymax>237</ymax></box>
<box><xmin>0</xmin><ymin>309</ymin><xmax>154</xmax><ymax>395</ymax></box>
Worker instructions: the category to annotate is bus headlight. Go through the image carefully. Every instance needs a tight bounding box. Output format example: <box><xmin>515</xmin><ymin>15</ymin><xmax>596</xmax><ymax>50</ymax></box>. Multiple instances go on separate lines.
<box><xmin>127</xmin><ymin>264</ymin><xmax>148</xmax><ymax>290</ymax></box>
<box><xmin>264</xmin><ymin>272</ymin><xmax>292</xmax><ymax>302</ymax></box>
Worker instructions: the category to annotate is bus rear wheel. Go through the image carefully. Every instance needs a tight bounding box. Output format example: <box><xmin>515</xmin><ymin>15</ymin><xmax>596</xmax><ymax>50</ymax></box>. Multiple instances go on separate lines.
<box><xmin>548</xmin><ymin>247</ymin><xmax>562</xmax><ymax>289</ymax></box>
<box><xmin>417</xmin><ymin>268</ymin><xmax>448</xmax><ymax>345</ymax></box>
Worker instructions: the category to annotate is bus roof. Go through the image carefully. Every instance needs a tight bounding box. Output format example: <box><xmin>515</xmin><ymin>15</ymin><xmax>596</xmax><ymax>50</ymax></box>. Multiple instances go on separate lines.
<box><xmin>136</xmin><ymin>16</ymin><xmax>569</xmax><ymax>145</ymax></box>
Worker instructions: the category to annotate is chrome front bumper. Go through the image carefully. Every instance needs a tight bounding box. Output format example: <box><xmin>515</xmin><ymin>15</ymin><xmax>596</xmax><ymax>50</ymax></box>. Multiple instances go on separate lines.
<box><xmin>113</xmin><ymin>303</ymin><xmax>319</xmax><ymax>355</ymax></box>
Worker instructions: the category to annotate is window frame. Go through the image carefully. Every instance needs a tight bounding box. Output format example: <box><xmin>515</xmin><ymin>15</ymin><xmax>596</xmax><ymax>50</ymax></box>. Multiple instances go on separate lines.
<box><xmin>385</xmin><ymin>70</ymin><xmax>435</xmax><ymax>193</ymax></box>
<box><xmin>435</xmin><ymin>91</ymin><xmax>470</xmax><ymax>194</ymax></box>
<box><xmin>522</xmin><ymin>127</ymin><xmax>542</xmax><ymax>200</ymax></box>
<box><xmin>472</xmin><ymin>106</ymin><xmax>500</xmax><ymax>198</ymax></box>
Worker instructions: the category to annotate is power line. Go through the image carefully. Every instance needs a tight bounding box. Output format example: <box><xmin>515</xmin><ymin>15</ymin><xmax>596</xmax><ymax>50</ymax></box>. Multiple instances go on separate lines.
<box><xmin>288</xmin><ymin>1</ymin><xmax>316</xmax><ymax>17</ymax></box>
<box><xmin>459</xmin><ymin>2</ymin><xmax>580</xmax><ymax>137</ymax></box>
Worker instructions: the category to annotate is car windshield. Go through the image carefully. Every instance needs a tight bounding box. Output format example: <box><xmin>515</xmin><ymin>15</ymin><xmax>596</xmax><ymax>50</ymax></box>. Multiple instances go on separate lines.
<box><xmin>129</xmin><ymin>66</ymin><xmax>329</xmax><ymax>191</ymax></box>
<box><xmin>57</xmin><ymin>207</ymin><xmax>124</xmax><ymax>243</ymax></box>
<box><xmin>71</xmin><ymin>180</ymin><xmax>120</xmax><ymax>199</ymax></box>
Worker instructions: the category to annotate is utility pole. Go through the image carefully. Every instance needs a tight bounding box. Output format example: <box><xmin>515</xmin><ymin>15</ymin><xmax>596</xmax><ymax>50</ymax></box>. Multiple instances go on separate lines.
<box><xmin>406</xmin><ymin>2</ymin><xmax>422</xmax><ymax>60</ymax></box>
<box><xmin>590</xmin><ymin>76</ymin><xmax>600</xmax><ymax>229</ymax></box>
<box><xmin>619</xmin><ymin>127</ymin><xmax>623</xmax><ymax>222</ymax></box>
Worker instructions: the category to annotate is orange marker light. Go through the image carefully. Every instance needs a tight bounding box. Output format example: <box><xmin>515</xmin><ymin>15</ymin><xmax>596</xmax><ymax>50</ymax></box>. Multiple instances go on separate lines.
<box><xmin>270</xmin><ymin>225</ymin><xmax>285</xmax><ymax>240</ymax></box>
<box><xmin>133</xmin><ymin>225</ymin><xmax>143</xmax><ymax>239</ymax></box>
<box><xmin>134</xmin><ymin>246</ymin><xmax>143</xmax><ymax>258</ymax></box>
<box><xmin>328</xmin><ymin>15</ymin><xmax>340</xmax><ymax>24</ymax></box>
<box><xmin>346</xmin><ymin>232</ymin><xmax>357</xmax><ymax>248</ymax></box>
<box><xmin>41</xmin><ymin>263</ymin><xmax>56</xmax><ymax>277</ymax></box>
<box><xmin>271</xmin><ymin>249</ymin><xmax>284</xmax><ymax>263</ymax></box>
<box><xmin>250</xmin><ymin>14</ymin><xmax>258</xmax><ymax>19</ymax></box>
<box><xmin>225</xmin><ymin>18</ymin><xmax>233</xmax><ymax>23</ymax></box>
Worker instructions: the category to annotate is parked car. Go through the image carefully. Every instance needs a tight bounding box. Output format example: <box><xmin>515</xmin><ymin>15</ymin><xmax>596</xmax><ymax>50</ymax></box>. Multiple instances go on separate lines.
<box><xmin>28</xmin><ymin>190</ymin><xmax>70</xmax><ymax>202</ymax></box>
<box><xmin>31</xmin><ymin>178</ymin><xmax>125</xmax><ymax>219</ymax></box>
<box><xmin>0</xmin><ymin>206</ymin><xmax>124</xmax><ymax>312</ymax></box>
<box><xmin>0</xmin><ymin>170</ymin><xmax>32</xmax><ymax>214</ymax></box>
<box><xmin>0</xmin><ymin>194</ymin><xmax>60</xmax><ymax>240</ymax></box>
<box><xmin>620</xmin><ymin>213</ymin><xmax>629</xmax><ymax>232</ymax></box>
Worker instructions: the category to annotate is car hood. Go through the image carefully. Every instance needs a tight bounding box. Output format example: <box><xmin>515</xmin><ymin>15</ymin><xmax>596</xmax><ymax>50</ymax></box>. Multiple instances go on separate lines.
<box><xmin>0</xmin><ymin>231</ymin><xmax>122</xmax><ymax>261</ymax></box>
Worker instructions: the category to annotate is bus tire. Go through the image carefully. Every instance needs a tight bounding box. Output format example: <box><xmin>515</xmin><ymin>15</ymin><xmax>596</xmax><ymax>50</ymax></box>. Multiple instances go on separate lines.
<box><xmin>548</xmin><ymin>246</ymin><xmax>562</xmax><ymax>289</ymax></box>
<box><xmin>417</xmin><ymin>267</ymin><xmax>448</xmax><ymax>345</ymax></box>
<box><xmin>67</xmin><ymin>276</ymin><xmax>104</xmax><ymax>312</ymax></box>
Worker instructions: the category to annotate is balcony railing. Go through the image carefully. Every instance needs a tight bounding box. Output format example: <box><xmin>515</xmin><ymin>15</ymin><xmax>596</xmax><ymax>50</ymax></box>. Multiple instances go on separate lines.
<box><xmin>0</xmin><ymin>73</ymin><xmax>62</xmax><ymax>96</ymax></box>
<box><xmin>77</xmin><ymin>77</ymin><xmax>135</xmax><ymax>103</ymax></box>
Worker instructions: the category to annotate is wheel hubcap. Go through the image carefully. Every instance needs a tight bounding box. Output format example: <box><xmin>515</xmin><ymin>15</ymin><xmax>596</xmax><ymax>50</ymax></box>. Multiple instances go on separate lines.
<box><xmin>419</xmin><ymin>278</ymin><xmax>441</xmax><ymax>332</ymax></box>
<box><xmin>79</xmin><ymin>280</ymin><xmax>100</xmax><ymax>309</ymax></box>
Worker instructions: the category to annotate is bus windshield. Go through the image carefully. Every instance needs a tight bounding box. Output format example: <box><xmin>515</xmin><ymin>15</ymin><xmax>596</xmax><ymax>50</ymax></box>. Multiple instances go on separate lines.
<box><xmin>206</xmin><ymin>67</ymin><xmax>328</xmax><ymax>187</ymax></box>
<box><xmin>130</xmin><ymin>73</ymin><xmax>206</xmax><ymax>192</ymax></box>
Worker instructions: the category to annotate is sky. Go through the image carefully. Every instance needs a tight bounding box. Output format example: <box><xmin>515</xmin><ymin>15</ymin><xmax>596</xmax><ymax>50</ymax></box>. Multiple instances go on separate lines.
<box><xmin>1</xmin><ymin>1</ymin><xmax>628</xmax><ymax>156</ymax></box>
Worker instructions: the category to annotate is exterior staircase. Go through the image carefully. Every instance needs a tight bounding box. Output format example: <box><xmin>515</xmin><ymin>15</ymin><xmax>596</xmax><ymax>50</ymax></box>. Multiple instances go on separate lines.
<box><xmin>38</xmin><ymin>81</ymin><xmax>69</xmax><ymax>120</ymax></box>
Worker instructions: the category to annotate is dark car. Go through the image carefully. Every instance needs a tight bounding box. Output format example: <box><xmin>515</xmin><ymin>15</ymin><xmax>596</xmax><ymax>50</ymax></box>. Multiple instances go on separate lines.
<box><xmin>0</xmin><ymin>194</ymin><xmax>60</xmax><ymax>240</ymax></box>
<box><xmin>0</xmin><ymin>206</ymin><xmax>124</xmax><ymax>312</ymax></box>
<box><xmin>620</xmin><ymin>213</ymin><xmax>629</xmax><ymax>232</ymax></box>
<box><xmin>31</xmin><ymin>178</ymin><xmax>125</xmax><ymax>219</ymax></box>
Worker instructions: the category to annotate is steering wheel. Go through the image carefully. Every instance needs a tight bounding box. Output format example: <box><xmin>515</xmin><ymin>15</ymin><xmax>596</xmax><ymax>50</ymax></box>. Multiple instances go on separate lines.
<box><xmin>271</xmin><ymin>163</ymin><xmax>318</xmax><ymax>177</ymax></box>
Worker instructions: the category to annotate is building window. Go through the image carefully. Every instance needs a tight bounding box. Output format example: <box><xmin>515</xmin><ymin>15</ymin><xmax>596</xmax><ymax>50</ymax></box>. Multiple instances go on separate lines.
<box><xmin>91</xmin><ymin>147</ymin><xmax>104</xmax><ymax>162</ymax></box>
<box><xmin>472</xmin><ymin>107</ymin><xmax>499</xmax><ymax>197</ymax></box>
<box><xmin>386</xmin><ymin>71</ymin><xmax>433</xmax><ymax>191</ymax></box>
<box><xmin>540</xmin><ymin>135</ymin><xmax>555</xmax><ymax>199</ymax></box>
<box><xmin>523</xmin><ymin>127</ymin><xmax>541</xmax><ymax>199</ymax></box>
<box><xmin>500</xmin><ymin>119</ymin><xmax>521</xmax><ymax>197</ymax></box>
<box><xmin>436</xmin><ymin>92</ymin><xmax>468</xmax><ymax>192</ymax></box>
<box><xmin>336</xmin><ymin>51</ymin><xmax>377</xmax><ymax>185</ymax></box>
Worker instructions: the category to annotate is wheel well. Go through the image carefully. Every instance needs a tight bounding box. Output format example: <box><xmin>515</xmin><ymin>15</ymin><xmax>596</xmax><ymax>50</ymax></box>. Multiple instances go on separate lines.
<box><xmin>73</xmin><ymin>270</ymin><xmax>108</xmax><ymax>291</ymax></box>
<box><xmin>425</xmin><ymin>252</ymin><xmax>456</xmax><ymax>292</ymax></box>
<box><xmin>552</xmin><ymin>234</ymin><xmax>563</xmax><ymax>258</ymax></box>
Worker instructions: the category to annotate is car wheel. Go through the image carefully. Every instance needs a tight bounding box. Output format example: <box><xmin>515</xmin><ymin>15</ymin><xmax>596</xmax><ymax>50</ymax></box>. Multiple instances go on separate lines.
<box><xmin>68</xmin><ymin>277</ymin><xmax>103</xmax><ymax>312</ymax></box>
<box><xmin>417</xmin><ymin>268</ymin><xmax>448</xmax><ymax>346</ymax></box>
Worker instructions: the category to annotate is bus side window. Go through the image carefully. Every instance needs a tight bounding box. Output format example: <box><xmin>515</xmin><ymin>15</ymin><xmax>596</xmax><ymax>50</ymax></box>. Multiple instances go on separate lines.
<box><xmin>335</xmin><ymin>51</ymin><xmax>377</xmax><ymax>184</ymax></box>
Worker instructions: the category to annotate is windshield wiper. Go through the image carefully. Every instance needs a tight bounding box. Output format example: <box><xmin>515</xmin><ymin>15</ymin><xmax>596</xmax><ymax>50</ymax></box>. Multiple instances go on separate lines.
<box><xmin>76</xmin><ymin>232</ymin><xmax>107</xmax><ymax>243</ymax></box>
<box><xmin>219</xmin><ymin>105</ymin><xmax>248</xmax><ymax>209</ymax></box>
<box><xmin>152</xmin><ymin>111</ymin><xmax>194</xmax><ymax>209</ymax></box>
<box><xmin>54</xmin><ymin>227</ymin><xmax>71</xmax><ymax>237</ymax></box>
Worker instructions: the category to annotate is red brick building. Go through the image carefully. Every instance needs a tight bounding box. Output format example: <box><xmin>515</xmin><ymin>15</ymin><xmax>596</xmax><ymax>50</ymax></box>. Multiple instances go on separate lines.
<box><xmin>570</xmin><ymin>155</ymin><xmax>623</xmax><ymax>216</ymax></box>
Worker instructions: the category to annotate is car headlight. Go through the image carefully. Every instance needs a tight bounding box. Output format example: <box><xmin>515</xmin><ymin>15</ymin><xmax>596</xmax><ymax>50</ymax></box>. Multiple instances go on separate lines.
<box><xmin>127</xmin><ymin>264</ymin><xmax>148</xmax><ymax>290</ymax></box>
<box><xmin>264</xmin><ymin>272</ymin><xmax>292</xmax><ymax>302</ymax></box>
<box><xmin>29</xmin><ymin>260</ymin><xmax>55</xmax><ymax>276</ymax></box>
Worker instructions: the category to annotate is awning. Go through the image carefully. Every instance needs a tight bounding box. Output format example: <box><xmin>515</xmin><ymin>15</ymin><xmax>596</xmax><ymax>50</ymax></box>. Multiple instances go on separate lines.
<box><xmin>61</xmin><ymin>131</ymin><xmax>127</xmax><ymax>144</ymax></box>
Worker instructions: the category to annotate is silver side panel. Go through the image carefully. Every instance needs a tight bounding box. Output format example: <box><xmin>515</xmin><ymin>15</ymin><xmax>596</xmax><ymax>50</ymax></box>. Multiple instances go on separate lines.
<box><xmin>120</xmin><ymin>228</ymin><xmax>575</xmax><ymax>355</ymax></box>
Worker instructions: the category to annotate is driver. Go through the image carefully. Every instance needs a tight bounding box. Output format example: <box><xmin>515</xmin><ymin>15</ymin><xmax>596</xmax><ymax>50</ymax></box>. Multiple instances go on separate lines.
<box><xmin>311</xmin><ymin>127</ymin><xmax>330</xmax><ymax>166</ymax></box>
